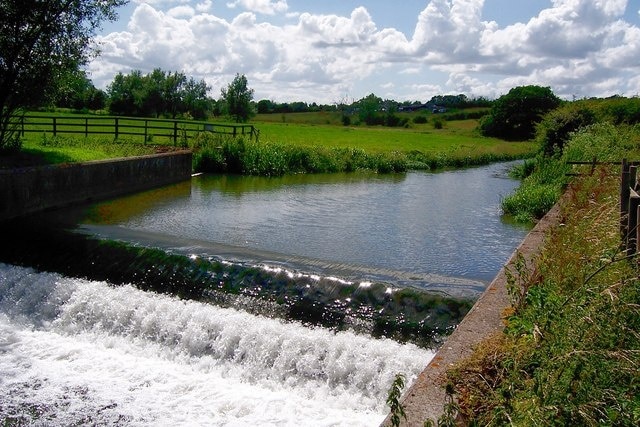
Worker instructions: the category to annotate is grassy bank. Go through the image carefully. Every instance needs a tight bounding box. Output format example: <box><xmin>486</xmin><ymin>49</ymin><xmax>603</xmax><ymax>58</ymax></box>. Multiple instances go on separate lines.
<box><xmin>443</xmin><ymin>124</ymin><xmax>640</xmax><ymax>425</ymax></box>
<box><xmin>501</xmin><ymin>123</ymin><xmax>640</xmax><ymax>222</ymax></box>
<box><xmin>2</xmin><ymin>111</ymin><xmax>536</xmax><ymax>173</ymax></box>
<box><xmin>448</xmin><ymin>166</ymin><xmax>640</xmax><ymax>425</ymax></box>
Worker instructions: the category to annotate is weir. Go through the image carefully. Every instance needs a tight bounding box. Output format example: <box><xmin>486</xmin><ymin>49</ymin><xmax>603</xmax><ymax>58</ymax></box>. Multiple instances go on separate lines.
<box><xmin>0</xmin><ymin>161</ymin><xmax>532</xmax><ymax>425</ymax></box>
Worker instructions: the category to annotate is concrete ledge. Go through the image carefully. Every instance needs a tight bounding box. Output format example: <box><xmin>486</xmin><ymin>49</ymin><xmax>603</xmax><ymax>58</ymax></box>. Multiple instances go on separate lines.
<box><xmin>382</xmin><ymin>197</ymin><xmax>564</xmax><ymax>426</ymax></box>
<box><xmin>0</xmin><ymin>151</ymin><xmax>192</xmax><ymax>221</ymax></box>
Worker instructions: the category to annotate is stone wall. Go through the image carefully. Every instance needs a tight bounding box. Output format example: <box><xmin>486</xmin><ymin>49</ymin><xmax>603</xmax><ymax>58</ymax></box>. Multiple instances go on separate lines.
<box><xmin>0</xmin><ymin>151</ymin><xmax>192</xmax><ymax>221</ymax></box>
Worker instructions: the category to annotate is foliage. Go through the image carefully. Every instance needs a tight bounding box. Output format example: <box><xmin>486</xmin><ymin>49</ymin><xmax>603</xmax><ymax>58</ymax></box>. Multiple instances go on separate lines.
<box><xmin>0</xmin><ymin>0</ymin><xmax>125</xmax><ymax>150</ymax></box>
<box><xmin>190</xmin><ymin>133</ymin><xmax>408</xmax><ymax>176</ymax></box>
<box><xmin>108</xmin><ymin>68</ymin><xmax>211</xmax><ymax>119</ymax></box>
<box><xmin>537</xmin><ymin>97</ymin><xmax>640</xmax><ymax>155</ymax></box>
<box><xmin>449</xmin><ymin>168</ymin><xmax>640</xmax><ymax>426</ymax></box>
<box><xmin>357</xmin><ymin>93</ymin><xmax>384</xmax><ymax>125</ymax></box>
<box><xmin>480</xmin><ymin>85</ymin><xmax>561</xmax><ymax>141</ymax></box>
<box><xmin>386</xmin><ymin>373</ymin><xmax>407</xmax><ymax>427</ymax></box>
<box><xmin>53</xmin><ymin>68</ymin><xmax>106</xmax><ymax>111</ymax></box>
<box><xmin>221</xmin><ymin>73</ymin><xmax>254</xmax><ymax>123</ymax></box>
<box><xmin>503</xmin><ymin>121</ymin><xmax>640</xmax><ymax>222</ymax></box>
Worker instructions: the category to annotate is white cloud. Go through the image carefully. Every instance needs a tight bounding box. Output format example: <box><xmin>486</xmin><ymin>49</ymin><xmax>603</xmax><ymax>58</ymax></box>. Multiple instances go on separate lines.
<box><xmin>89</xmin><ymin>0</ymin><xmax>640</xmax><ymax>102</ymax></box>
<box><xmin>226</xmin><ymin>0</ymin><xmax>288</xmax><ymax>15</ymax></box>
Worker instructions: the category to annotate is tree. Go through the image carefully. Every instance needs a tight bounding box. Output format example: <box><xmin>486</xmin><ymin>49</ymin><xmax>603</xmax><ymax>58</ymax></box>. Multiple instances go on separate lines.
<box><xmin>53</xmin><ymin>67</ymin><xmax>105</xmax><ymax>111</ymax></box>
<box><xmin>357</xmin><ymin>93</ymin><xmax>383</xmax><ymax>125</ymax></box>
<box><xmin>221</xmin><ymin>73</ymin><xmax>254</xmax><ymax>123</ymax></box>
<box><xmin>107</xmin><ymin>70</ymin><xmax>146</xmax><ymax>116</ymax></box>
<box><xmin>480</xmin><ymin>85</ymin><xmax>562</xmax><ymax>141</ymax></box>
<box><xmin>106</xmin><ymin>69</ymin><xmax>211</xmax><ymax>119</ymax></box>
<box><xmin>0</xmin><ymin>0</ymin><xmax>126</xmax><ymax>151</ymax></box>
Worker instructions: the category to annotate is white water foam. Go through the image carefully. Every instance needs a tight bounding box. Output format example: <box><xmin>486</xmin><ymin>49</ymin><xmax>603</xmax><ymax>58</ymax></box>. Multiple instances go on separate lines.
<box><xmin>0</xmin><ymin>263</ymin><xmax>433</xmax><ymax>426</ymax></box>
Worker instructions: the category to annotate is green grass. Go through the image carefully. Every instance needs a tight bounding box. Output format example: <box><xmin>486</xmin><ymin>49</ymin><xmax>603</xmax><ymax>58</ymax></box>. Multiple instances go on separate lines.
<box><xmin>501</xmin><ymin>123</ymin><xmax>640</xmax><ymax>223</ymax></box>
<box><xmin>3</xmin><ymin>110</ymin><xmax>536</xmax><ymax>172</ymax></box>
<box><xmin>448</xmin><ymin>168</ymin><xmax>640</xmax><ymax>426</ymax></box>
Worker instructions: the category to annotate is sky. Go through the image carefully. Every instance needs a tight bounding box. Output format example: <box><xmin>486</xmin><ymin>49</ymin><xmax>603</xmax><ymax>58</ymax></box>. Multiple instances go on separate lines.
<box><xmin>87</xmin><ymin>0</ymin><xmax>640</xmax><ymax>104</ymax></box>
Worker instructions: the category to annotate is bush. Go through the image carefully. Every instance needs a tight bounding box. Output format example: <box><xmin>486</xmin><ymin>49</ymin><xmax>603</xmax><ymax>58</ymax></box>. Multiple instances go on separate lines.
<box><xmin>481</xmin><ymin>85</ymin><xmax>561</xmax><ymax>141</ymax></box>
<box><xmin>432</xmin><ymin>117</ymin><xmax>444</xmax><ymax>129</ymax></box>
<box><xmin>413</xmin><ymin>115</ymin><xmax>428</xmax><ymax>124</ymax></box>
<box><xmin>536</xmin><ymin>104</ymin><xmax>596</xmax><ymax>155</ymax></box>
<box><xmin>191</xmin><ymin>132</ymin><xmax>408</xmax><ymax>175</ymax></box>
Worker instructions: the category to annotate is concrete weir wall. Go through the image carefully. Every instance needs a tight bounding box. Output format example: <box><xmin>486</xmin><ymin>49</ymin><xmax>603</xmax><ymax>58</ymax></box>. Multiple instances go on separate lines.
<box><xmin>0</xmin><ymin>151</ymin><xmax>192</xmax><ymax>221</ymax></box>
<box><xmin>382</xmin><ymin>196</ymin><xmax>563</xmax><ymax>426</ymax></box>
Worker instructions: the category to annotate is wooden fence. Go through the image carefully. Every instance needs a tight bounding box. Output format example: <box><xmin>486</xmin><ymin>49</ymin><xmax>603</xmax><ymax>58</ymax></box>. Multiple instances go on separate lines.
<box><xmin>15</xmin><ymin>114</ymin><xmax>259</xmax><ymax>144</ymax></box>
<box><xmin>620</xmin><ymin>159</ymin><xmax>640</xmax><ymax>255</ymax></box>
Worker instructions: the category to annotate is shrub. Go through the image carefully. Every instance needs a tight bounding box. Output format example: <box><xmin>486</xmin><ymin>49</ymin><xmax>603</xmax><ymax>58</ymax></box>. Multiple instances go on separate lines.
<box><xmin>413</xmin><ymin>115</ymin><xmax>428</xmax><ymax>124</ymax></box>
<box><xmin>536</xmin><ymin>104</ymin><xmax>596</xmax><ymax>155</ymax></box>
<box><xmin>480</xmin><ymin>85</ymin><xmax>561</xmax><ymax>141</ymax></box>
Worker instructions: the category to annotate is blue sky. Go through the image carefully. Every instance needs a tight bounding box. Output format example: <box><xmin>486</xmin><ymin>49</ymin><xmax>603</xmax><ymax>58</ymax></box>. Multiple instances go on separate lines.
<box><xmin>89</xmin><ymin>0</ymin><xmax>640</xmax><ymax>103</ymax></box>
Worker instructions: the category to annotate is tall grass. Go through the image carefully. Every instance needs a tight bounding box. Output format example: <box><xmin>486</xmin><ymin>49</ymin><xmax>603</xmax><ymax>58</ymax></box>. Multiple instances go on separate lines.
<box><xmin>191</xmin><ymin>133</ymin><xmax>407</xmax><ymax>175</ymax></box>
<box><xmin>191</xmin><ymin>132</ymin><xmax>531</xmax><ymax>176</ymax></box>
<box><xmin>502</xmin><ymin>123</ymin><xmax>640</xmax><ymax>222</ymax></box>
<box><xmin>449</xmin><ymin>166</ymin><xmax>640</xmax><ymax>426</ymax></box>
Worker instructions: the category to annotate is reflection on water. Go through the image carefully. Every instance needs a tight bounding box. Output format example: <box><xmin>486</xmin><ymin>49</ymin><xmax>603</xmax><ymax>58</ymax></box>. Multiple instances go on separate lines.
<box><xmin>80</xmin><ymin>162</ymin><xmax>530</xmax><ymax>291</ymax></box>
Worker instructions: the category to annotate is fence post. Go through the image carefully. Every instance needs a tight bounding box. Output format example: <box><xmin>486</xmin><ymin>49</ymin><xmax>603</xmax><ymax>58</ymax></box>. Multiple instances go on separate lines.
<box><xmin>622</xmin><ymin>159</ymin><xmax>630</xmax><ymax>240</ymax></box>
<box><xmin>144</xmin><ymin>120</ymin><xmax>148</xmax><ymax>143</ymax></box>
<box><xmin>173</xmin><ymin>121</ymin><xmax>178</xmax><ymax>146</ymax></box>
<box><xmin>629</xmin><ymin>191</ymin><xmax>640</xmax><ymax>255</ymax></box>
<box><xmin>85</xmin><ymin>118</ymin><xmax>88</xmax><ymax>138</ymax></box>
<box><xmin>52</xmin><ymin>117</ymin><xmax>57</xmax><ymax>137</ymax></box>
<box><xmin>115</xmin><ymin>118</ymin><xmax>119</xmax><ymax>140</ymax></box>
<box><xmin>20</xmin><ymin>116</ymin><xmax>24</xmax><ymax>137</ymax></box>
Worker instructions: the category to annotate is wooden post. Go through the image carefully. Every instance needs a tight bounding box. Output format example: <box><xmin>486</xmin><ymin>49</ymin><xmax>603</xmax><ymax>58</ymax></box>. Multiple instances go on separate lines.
<box><xmin>115</xmin><ymin>118</ymin><xmax>119</xmax><ymax>140</ymax></box>
<box><xmin>52</xmin><ymin>117</ymin><xmax>57</xmax><ymax>136</ymax></box>
<box><xmin>629</xmin><ymin>191</ymin><xmax>640</xmax><ymax>255</ymax></box>
<box><xmin>636</xmin><ymin>203</ymin><xmax>640</xmax><ymax>256</ymax></box>
<box><xmin>20</xmin><ymin>116</ymin><xmax>25</xmax><ymax>136</ymax></box>
<box><xmin>173</xmin><ymin>121</ymin><xmax>178</xmax><ymax>146</ymax></box>
<box><xmin>144</xmin><ymin>120</ymin><xmax>148</xmax><ymax>143</ymax></box>
<box><xmin>85</xmin><ymin>118</ymin><xmax>89</xmax><ymax>138</ymax></box>
<box><xmin>622</xmin><ymin>159</ymin><xmax>630</xmax><ymax>240</ymax></box>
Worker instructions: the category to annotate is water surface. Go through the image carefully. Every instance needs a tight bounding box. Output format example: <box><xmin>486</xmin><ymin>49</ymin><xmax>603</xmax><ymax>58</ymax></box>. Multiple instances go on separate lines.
<box><xmin>80</xmin><ymin>162</ymin><xmax>529</xmax><ymax>296</ymax></box>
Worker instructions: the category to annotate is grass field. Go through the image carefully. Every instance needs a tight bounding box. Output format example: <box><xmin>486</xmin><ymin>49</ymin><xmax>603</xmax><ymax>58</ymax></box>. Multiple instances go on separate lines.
<box><xmin>4</xmin><ymin>110</ymin><xmax>537</xmax><ymax>170</ymax></box>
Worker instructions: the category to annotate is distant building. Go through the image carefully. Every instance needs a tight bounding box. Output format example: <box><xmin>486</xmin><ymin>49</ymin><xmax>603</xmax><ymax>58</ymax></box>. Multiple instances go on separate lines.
<box><xmin>398</xmin><ymin>103</ymin><xmax>447</xmax><ymax>113</ymax></box>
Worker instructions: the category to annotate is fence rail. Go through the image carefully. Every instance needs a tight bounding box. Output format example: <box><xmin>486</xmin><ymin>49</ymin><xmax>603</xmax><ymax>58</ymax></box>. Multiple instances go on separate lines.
<box><xmin>14</xmin><ymin>114</ymin><xmax>259</xmax><ymax>144</ymax></box>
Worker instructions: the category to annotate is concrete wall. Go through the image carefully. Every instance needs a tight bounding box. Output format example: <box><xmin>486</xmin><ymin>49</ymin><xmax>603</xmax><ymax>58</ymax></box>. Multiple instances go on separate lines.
<box><xmin>0</xmin><ymin>151</ymin><xmax>192</xmax><ymax>221</ymax></box>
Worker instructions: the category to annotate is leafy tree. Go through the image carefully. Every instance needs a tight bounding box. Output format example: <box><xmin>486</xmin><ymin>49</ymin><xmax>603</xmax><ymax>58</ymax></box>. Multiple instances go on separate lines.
<box><xmin>182</xmin><ymin>77</ymin><xmax>210</xmax><ymax>119</ymax></box>
<box><xmin>163</xmin><ymin>71</ymin><xmax>187</xmax><ymax>119</ymax></box>
<box><xmin>480</xmin><ymin>85</ymin><xmax>561</xmax><ymax>141</ymax></box>
<box><xmin>357</xmin><ymin>93</ymin><xmax>383</xmax><ymax>125</ymax></box>
<box><xmin>0</xmin><ymin>0</ymin><xmax>126</xmax><ymax>151</ymax></box>
<box><xmin>53</xmin><ymin>68</ymin><xmax>106</xmax><ymax>111</ymax></box>
<box><xmin>107</xmin><ymin>70</ymin><xmax>146</xmax><ymax>116</ymax></box>
<box><xmin>143</xmin><ymin>68</ymin><xmax>166</xmax><ymax>117</ymax></box>
<box><xmin>107</xmin><ymin>69</ymin><xmax>211</xmax><ymax>118</ymax></box>
<box><xmin>221</xmin><ymin>73</ymin><xmax>254</xmax><ymax>123</ymax></box>
<box><xmin>257</xmin><ymin>99</ymin><xmax>274</xmax><ymax>114</ymax></box>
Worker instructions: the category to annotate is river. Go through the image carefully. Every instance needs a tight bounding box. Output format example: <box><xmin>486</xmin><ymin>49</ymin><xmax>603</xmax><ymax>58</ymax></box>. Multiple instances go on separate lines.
<box><xmin>0</xmin><ymin>162</ymin><xmax>529</xmax><ymax>426</ymax></box>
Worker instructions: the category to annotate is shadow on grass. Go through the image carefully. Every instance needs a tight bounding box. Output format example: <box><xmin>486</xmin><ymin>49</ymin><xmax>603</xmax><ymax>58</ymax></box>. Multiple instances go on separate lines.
<box><xmin>0</xmin><ymin>148</ymin><xmax>75</xmax><ymax>169</ymax></box>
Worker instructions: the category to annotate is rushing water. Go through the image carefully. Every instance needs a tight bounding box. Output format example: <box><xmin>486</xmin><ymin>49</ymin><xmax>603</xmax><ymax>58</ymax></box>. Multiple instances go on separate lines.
<box><xmin>0</xmin><ymin>263</ymin><xmax>430</xmax><ymax>425</ymax></box>
<box><xmin>0</xmin><ymin>162</ymin><xmax>529</xmax><ymax>425</ymax></box>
